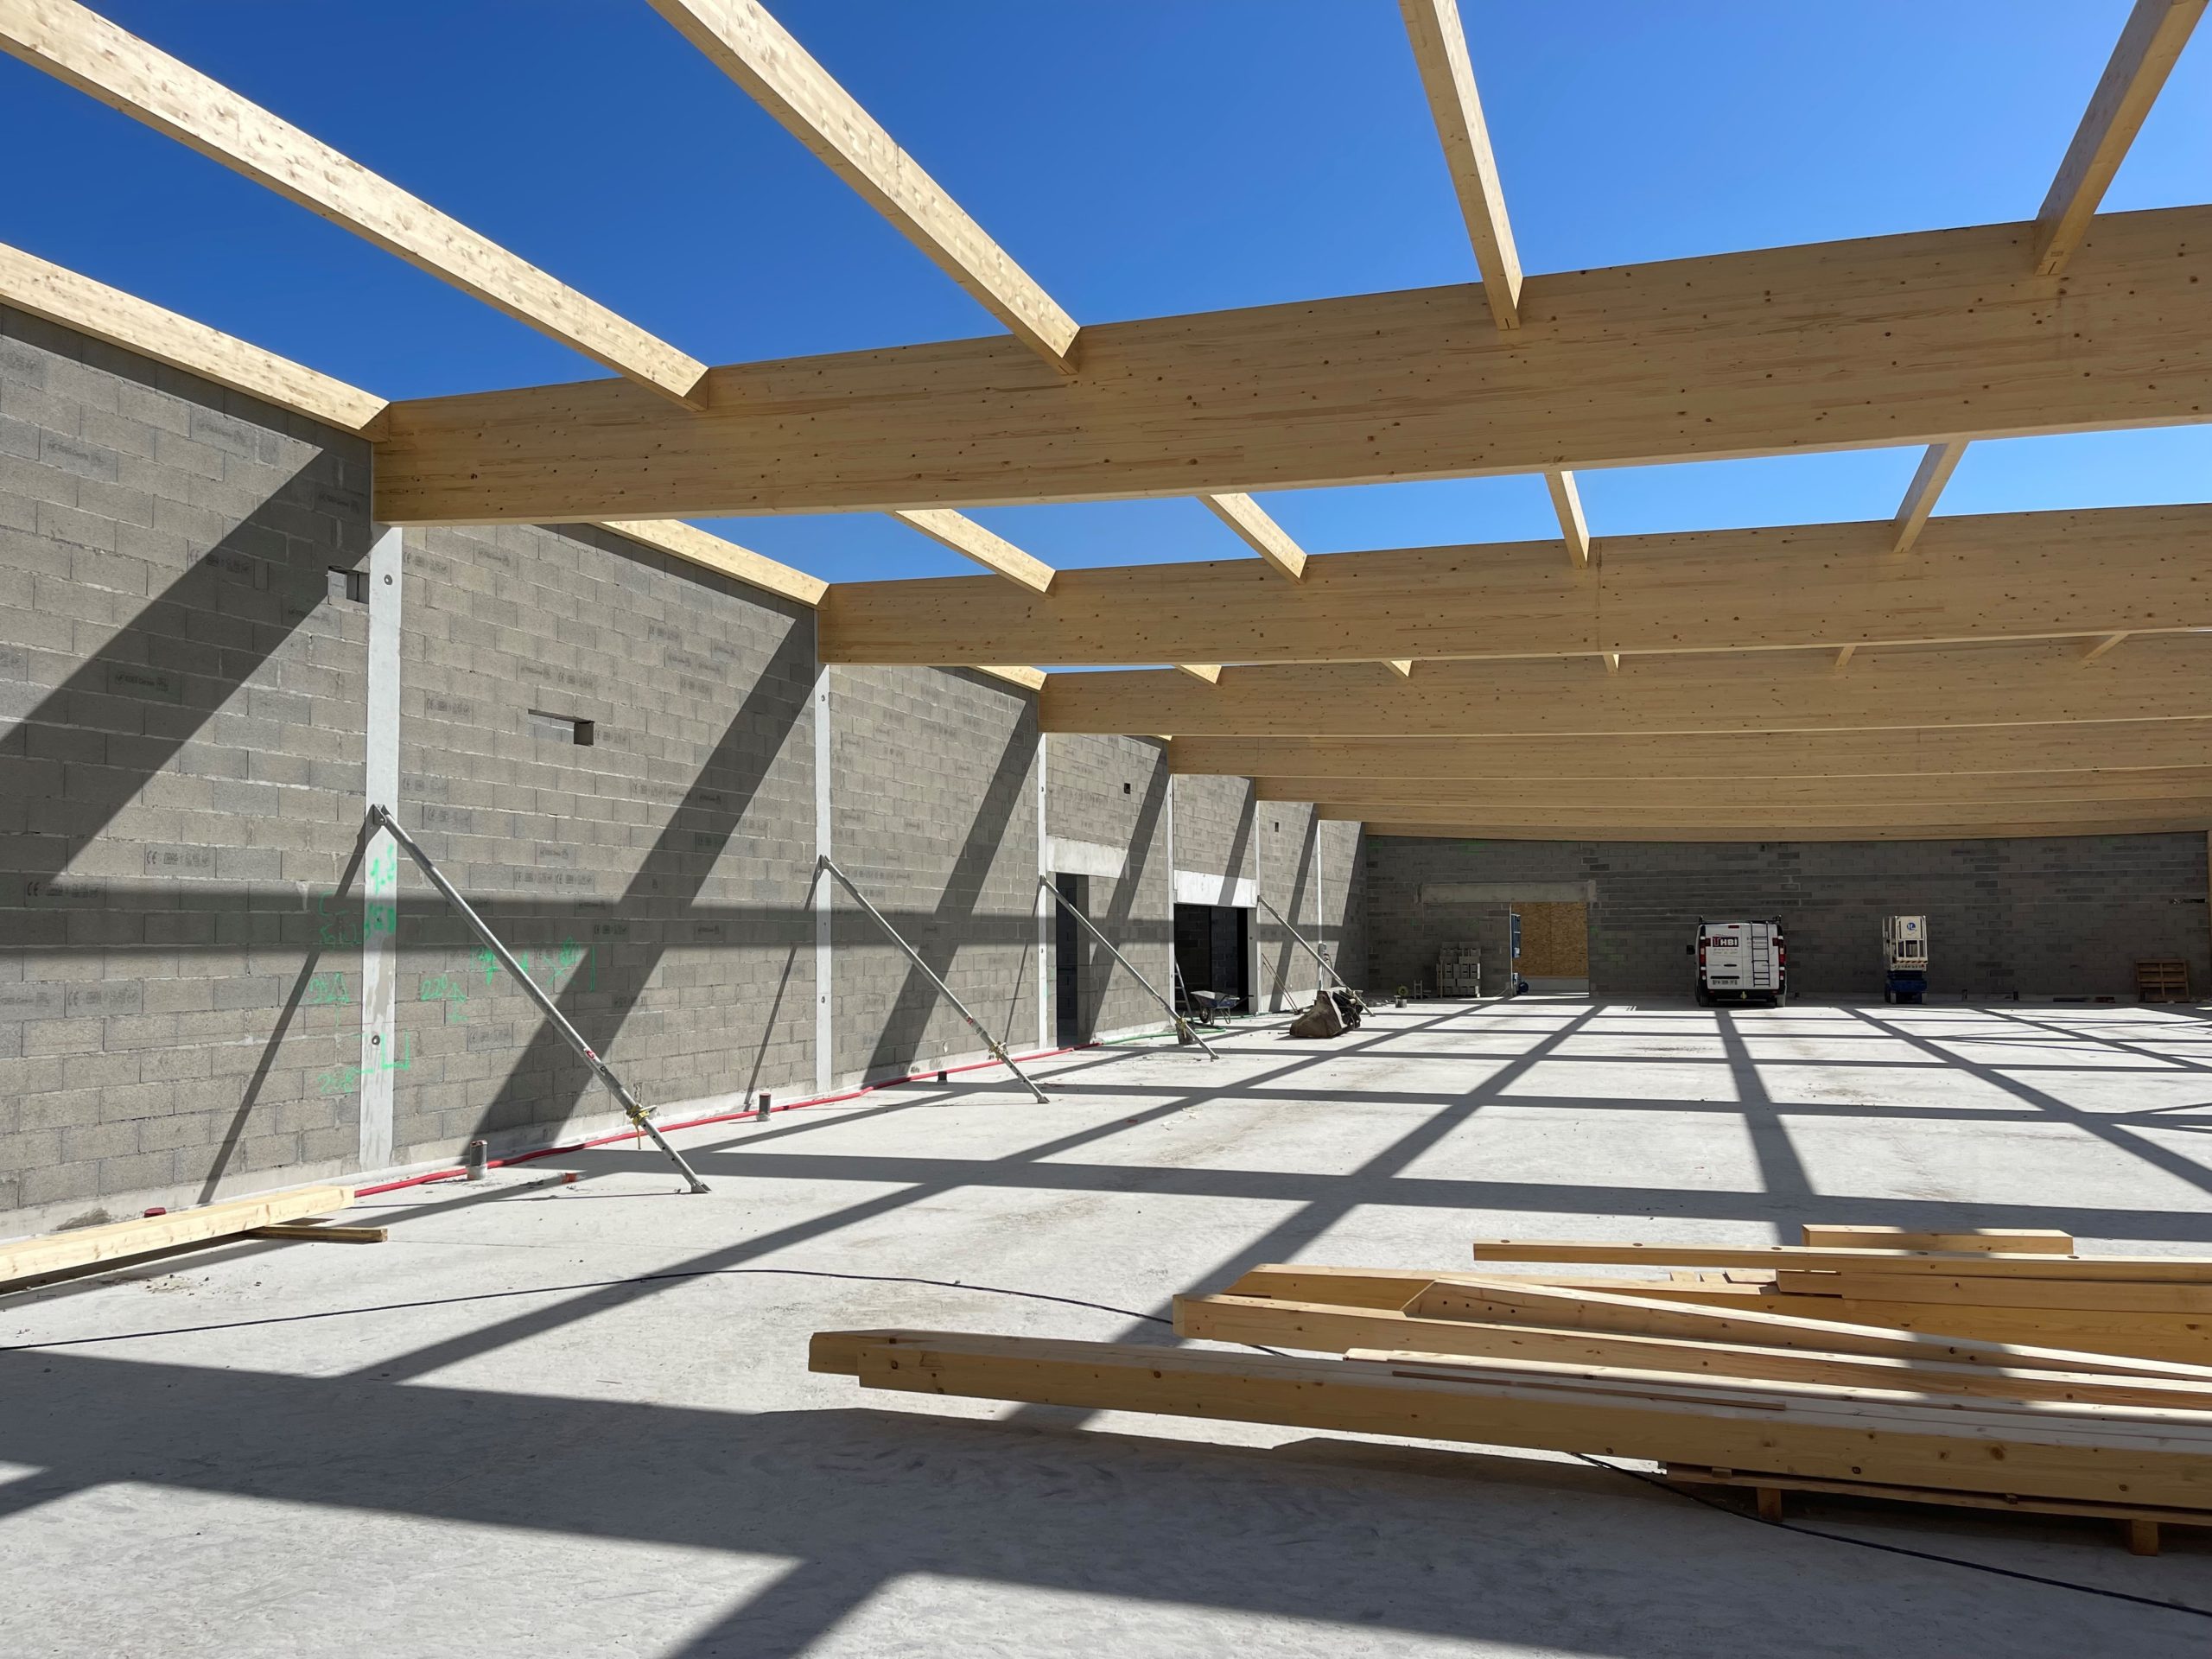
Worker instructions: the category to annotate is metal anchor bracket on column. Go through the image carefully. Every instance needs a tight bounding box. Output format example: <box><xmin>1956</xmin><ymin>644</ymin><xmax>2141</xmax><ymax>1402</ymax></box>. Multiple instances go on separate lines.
<box><xmin>366</xmin><ymin>804</ymin><xmax>710</xmax><ymax>1193</ymax></box>
<box><xmin>1038</xmin><ymin>875</ymin><xmax>1217</xmax><ymax>1058</ymax></box>
<box><xmin>817</xmin><ymin>855</ymin><xmax>1051</xmax><ymax>1103</ymax></box>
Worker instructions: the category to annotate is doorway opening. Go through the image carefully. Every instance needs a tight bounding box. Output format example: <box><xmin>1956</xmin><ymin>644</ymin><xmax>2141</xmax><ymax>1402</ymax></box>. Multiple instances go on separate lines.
<box><xmin>1174</xmin><ymin>902</ymin><xmax>1251</xmax><ymax>1020</ymax></box>
<box><xmin>1514</xmin><ymin>899</ymin><xmax>1592</xmax><ymax>995</ymax></box>
<box><xmin>1053</xmin><ymin>873</ymin><xmax>1090</xmax><ymax>1047</ymax></box>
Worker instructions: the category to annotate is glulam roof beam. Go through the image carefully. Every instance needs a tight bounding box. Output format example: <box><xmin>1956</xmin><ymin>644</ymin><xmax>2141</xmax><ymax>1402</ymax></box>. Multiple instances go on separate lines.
<box><xmin>1400</xmin><ymin>0</ymin><xmax>1596</xmax><ymax>569</ymax></box>
<box><xmin>0</xmin><ymin>0</ymin><xmax>709</xmax><ymax>405</ymax></box>
<box><xmin>1866</xmin><ymin>3</ymin><xmax>2202</xmax><ymax>549</ymax></box>
<box><xmin>652</xmin><ymin>3</ymin><xmax>1333</xmax><ymax>595</ymax></box>
<box><xmin>1043</xmin><ymin>635</ymin><xmax>2212</xmax><ymax>739</ymax></box>
<box><xmin>1889</xmin><ymin>439</ymin><xmax>1968</xmax><ymax>556</ymax></box>
<box><xmin>1200</xmin><ymin>493</ymin><xmax>1307</xmax><ymax>580</ymax></box>
<box><xmin>817</xmin><ymin>506</ymin><xmax>2211</xmax><ymax>668</ymax></box>
<box><xmin>1274</xmin><ymin>768</ymin><xmax>2212</xmax><ymax>813</ymax></box>
<box><xmin>882</xmin><ymin>512</ymin><xmax>1211</xmax><ymax>680</ymax></box>
<box><xmin>1166</xmin><ymin>723</ymin><xmax>2212</xmax><ymax>784</ymax></box>
<box><xmin>2083</xmin><ymin>631</ymin><xmax>2133</xmax><ymax>664</ymax></box>
<box><xmin>370</xmin><ymin>205</ymin><xmax>2212</xmax><ymax>524</ymax></box>
<box><xmin>648</xmin><ymin>0</ymin><xmax>1079</xmax><ymax>372</ymax></box>
<box><xmin>0</xmin><ymin>250</ymin><xmax>1066</xmax><ymax>664</ymax></box>
<box><xmin>0</xmin><ymin>238</ymin><xmax>388</xmax><ymax>433</ymax></box>
<box><xmin>1544</xmin><ymin>470</ymin><xmax>1591</xmax><ymax>568</ymax></box>
<box><xmin>1356</xmin><ymin>810</ymin><xmax>2212</xmax><ymax>845</ymax></box>
<box><xmin>2034</xmin><ymin>0</ymin><xmax>2208</xmax><ymax>276</ymax></box>
<box><xmin>1399</xmin><ymin>0</ymin><xmax>1522</xmax><ymax>329</ymax></box>
<box><xmin>891</xmin><ymin>509</ymin><xmax>1055</xmax><ymax>593</ymax></box>
<box><xmin>594</xmin><ymin>518</ymin><xmax>825</xmax><ymax>607</ymax></box>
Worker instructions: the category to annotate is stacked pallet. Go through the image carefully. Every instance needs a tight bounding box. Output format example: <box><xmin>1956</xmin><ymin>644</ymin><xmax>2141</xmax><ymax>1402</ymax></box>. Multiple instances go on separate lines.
<box><xmin>812</xmin><ymin>1224</ymin><xmax>2212</xmax><ymax>1553</ymax></box>
<box><xmin>1435</xmin><ymin>943</ymin><xmax>1481</xmax><ymax>997</ymax></box>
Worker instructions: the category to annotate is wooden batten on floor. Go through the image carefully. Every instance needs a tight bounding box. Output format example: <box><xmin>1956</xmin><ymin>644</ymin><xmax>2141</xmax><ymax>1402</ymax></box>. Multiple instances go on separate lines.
<box><xmin>0</xmin><ymin>1185</ymin><xmax>355</xmax><ymax>1287</ymax></box>
<box><xmin>1173</xmin><ymin>1293</ymin><xmax>2212</xmax><ymax>1410</ymax></box>
<box><xmin>816</xmin><ymin>1328</ymin><xmax>2212</xmax><ymax>1511</ymax></box>
<box><xmin>1799</xmin><ymin>1225</ymin><xmax>2076</xmax><ymax>1254</ymax></box>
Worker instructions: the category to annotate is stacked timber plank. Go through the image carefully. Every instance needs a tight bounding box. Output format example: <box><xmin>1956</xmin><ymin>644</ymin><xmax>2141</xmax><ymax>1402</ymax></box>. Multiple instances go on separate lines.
<box><xmin>812</xmin><ymin>1224</ymin><xmax>2212</xmax><ymax>1551</ymax></box>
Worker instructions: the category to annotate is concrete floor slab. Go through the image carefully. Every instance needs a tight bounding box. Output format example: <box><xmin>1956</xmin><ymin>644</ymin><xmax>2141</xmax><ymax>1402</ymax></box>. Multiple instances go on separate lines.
<box><xmin>4</xmin><ymin>997</ymin><xmax>2212</xmax><ymax>1657</ymax></box>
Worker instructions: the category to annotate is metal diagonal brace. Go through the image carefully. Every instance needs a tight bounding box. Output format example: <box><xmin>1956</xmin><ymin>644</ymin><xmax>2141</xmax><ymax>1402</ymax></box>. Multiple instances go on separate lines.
<box><xmin>1037</xmin><ymin>875</ymin><xmax>1217</xmax><ymax>1058</ymax></box>
<box><xmin>817</xmin><ymin>856</ymin><xmax>1051</xmax><ymax>1103</ymax></box>
<box><xmin>1255</xmin><ymin>891</ymin><xmax>1356</xmax><ymax>1000</ymax></box>
<box><xmin>366</xmin><ymin>805</ymin><xmax>710</xmax><ymax>1193</ymax></box>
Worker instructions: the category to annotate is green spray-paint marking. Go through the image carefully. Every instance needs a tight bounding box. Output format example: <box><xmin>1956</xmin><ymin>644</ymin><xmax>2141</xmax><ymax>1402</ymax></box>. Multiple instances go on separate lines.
<box><xmin>419</xmin><ymin>971</ymin><xmax>470</xmax><ymax>1021</ymax></box>
<box><xmin>362</xmin><ymin>841</ymin><xmax>398</xmax><ymax>938</ymax></box>
<box><xmin>316</xmin><ymin>1028</ymin><xmax>415</xmax><ymax>1096</ymax></box>
<box><xmin>305</xmin><ymin>971</ymin><xmax>352</xmax><ymax>1007</ymax></box>
<box><xmin>314</xmin><ymin>890</ymin><xmax>364</xmax><ymax>950</ymax></box>
<box><xmin>474</xmin><ymin>938</ymin><xmax>594</xmax><ymax>995</ymax></box>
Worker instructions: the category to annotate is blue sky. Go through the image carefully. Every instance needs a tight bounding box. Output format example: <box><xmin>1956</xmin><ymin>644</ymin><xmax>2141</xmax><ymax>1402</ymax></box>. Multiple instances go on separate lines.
<box><xmin>3</xmin><ymin>1</ymin><xmax>2206</xmax><ymax>587</ymax></box>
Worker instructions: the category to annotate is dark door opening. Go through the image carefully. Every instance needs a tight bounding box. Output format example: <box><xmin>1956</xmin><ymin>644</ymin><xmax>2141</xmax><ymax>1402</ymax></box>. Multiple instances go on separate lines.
<box><xmin>1053</xmin><ymin>873</ymin><xmax>1089</xmax><ymax>1047</ymax></box>
<box><xmin>1174</xmin><ymin>902</ymin><xmax>1250</xmax><ymax>1019</ymax></box>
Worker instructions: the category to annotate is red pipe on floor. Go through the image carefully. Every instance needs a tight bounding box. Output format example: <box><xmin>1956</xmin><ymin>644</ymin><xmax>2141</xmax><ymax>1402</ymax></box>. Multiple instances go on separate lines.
<box><xmin>354</xmin><ymin>1041</ymin><xmax>1101</xmax><ymax>1198</ymax></box>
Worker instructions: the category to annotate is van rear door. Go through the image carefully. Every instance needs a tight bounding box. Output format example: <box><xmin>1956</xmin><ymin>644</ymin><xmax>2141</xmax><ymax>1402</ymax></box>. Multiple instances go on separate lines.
<box><xmin>1701</xmin><ymin>924</ymin><xmax>1745</xmax><ymax>988</ymax></box>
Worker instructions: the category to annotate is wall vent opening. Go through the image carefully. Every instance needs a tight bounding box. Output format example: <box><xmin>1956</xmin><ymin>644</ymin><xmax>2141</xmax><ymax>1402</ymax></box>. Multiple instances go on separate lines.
<box><xmin>529</xmin><ymin>710</ymin><xmax>594</xmax><ymax>747</ymax></box>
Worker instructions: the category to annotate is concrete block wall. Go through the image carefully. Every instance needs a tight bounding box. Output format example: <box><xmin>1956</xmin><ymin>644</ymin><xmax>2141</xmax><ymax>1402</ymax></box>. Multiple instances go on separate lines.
<box><xmin>1171</xmin><ymin>773</ymin><xmax>1256</xmax><ymax>899</ymax></box>
<box><xmin>1045</xmin><ymin>733</ymin><xmax>1172</xmax><ymax>1040</ymax></box>
<box><xmin>389</xmin><ymin>523</ymin><xmax>817</xmax><ymax>1166</ymax></box>
<box><xmin>1365</xmin><ymin>833</ymin><xmax>2212</xmax><ymax>1000</ymax></box>
<box><xmin>1254</xmin><ymin>803</ymin><xmax>1318</xmax><ymax>1010</ymax></box>
<box><xmin>0</xmin><ymin>302</ymin><xmax>373</xmax><ymax>1230</ymax></box>
<box><xmin>830</xmin><ymin>664</ymin><xmax>1042</xmax><ymax>1080</ymax></box>
<box><xmin>0</xmin><ymin>308</ymin><xmax>1370</xmax><ymax>1233</ymax></box>
<box><xmin>1320</xmin><ymin>819</ymin><xmax>1366</xmax><ymax>997</ymax></box>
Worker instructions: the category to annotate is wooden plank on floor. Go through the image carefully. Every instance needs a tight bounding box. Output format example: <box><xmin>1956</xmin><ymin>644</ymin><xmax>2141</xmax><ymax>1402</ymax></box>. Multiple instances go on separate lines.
<box><xmin>1470</xmin><ymin>1239</ymin><xmax>2212</xmax><ymax>1281</ymax></box>
<box><xmin>1342</xmin><ymin>1347</ymin><xmax>2212</xmax><ymax>1425</ymax></box>
<box><xmin>1173</xmin><ymin>1294</ymin><xmax>2212</xmax><ymax>1410</ymax></box>
<box><xmin>1226</xmin><ymin>1263</ymin><xmax>1745</xmax><ymax>1305</ymax></box>
<box><xmin>1800</xmin><ymin>1224</ymin><xmax>2075</xmax><ymax>1254</ymax></box>
<box><xmin>1406</xmin><ymin>1275</ymin><xmax>2212</xmax><ymax>1380</ymax></box>
<box><xmin>1226</xmin><ymin>1264</ymin><xmax>2212</xmax><ymax>1368</ymax></box>
<box><xmin>817</xmin><ymin>1329</ymin><xmax>2212</xmax><ymax>1510</ymax></box>
<box><xmin>0</xmin><ymin>1185</ymin><xmax>353</xmax><ymax>1286</ymax></box>
<box><xmin>1603</xmin><ymin>1287</ymin><xmax>2212</xmax><ymax>1367</ymax></box>
<box><xmin>1773</xmin><ymin>1270</ymin><xmax>2212</xmax><ymax>1314</ymax></box>
<box><xmin>1223</xmin><ymin>1265</ymin><xmax>1440</xmax><ymax>1308</ymax></box>
<box><xmin>245</xmin><ymin>1223</ymin><xmax>387</xmax><ymax>1243</ymax></box>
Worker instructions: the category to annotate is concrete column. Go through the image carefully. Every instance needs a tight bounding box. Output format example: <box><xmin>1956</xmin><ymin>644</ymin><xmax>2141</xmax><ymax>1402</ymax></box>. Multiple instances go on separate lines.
<box><xmin>1035</xmin><ymin>732</ymin><xmax>1050</xmax><ymax>1050</ymax></box>
<box><xmin>813</xmin><ymin>664</ymin><xmax>833</xmax><ymax>1094</ymax></box>
<box><xmin>1163</xmin><ymin>771</ymin><xmax>1177</xmax><ymax>1006</ymax></box>
<box><xmin>1313</xmin><ymin>813</ymin><xmax>1327</xmax><ymax>998</ymax></box>
<box><xmin>358</xmin><ymin>523</ymin><xmax>403</xmax><ymax>1171</ymax></box>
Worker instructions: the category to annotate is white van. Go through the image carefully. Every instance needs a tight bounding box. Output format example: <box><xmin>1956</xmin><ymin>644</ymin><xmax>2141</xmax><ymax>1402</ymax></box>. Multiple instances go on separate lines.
<box><xmin>1692</xmin><ymin>919</ymin><xmax>1786</xmax><ymax>1007</ymax></box>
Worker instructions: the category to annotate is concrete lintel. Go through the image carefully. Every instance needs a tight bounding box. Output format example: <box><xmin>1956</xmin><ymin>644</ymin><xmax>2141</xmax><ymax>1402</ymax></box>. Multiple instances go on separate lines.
<box><xmin>1175</xmin><ymin>869</ymin><xmax>1257</xmax><ymax>909</ymax></box>
<box><xmin>1048</xmin><ymin>836</ymin><xmax>1128</xmax><ymax>880</ymax></box>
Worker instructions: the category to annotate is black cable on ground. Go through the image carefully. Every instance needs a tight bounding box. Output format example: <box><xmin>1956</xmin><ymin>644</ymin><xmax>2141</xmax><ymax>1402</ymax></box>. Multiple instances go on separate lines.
<box><xmin>1</xmin><ymin>1268</ymin><xmax>2196</xmax><ymax>1619</ymax></box>
<box><xmin>0</xmin><ymin>1266</ymin><xmax>1287</xmax><ymax>1353</ymax></box>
